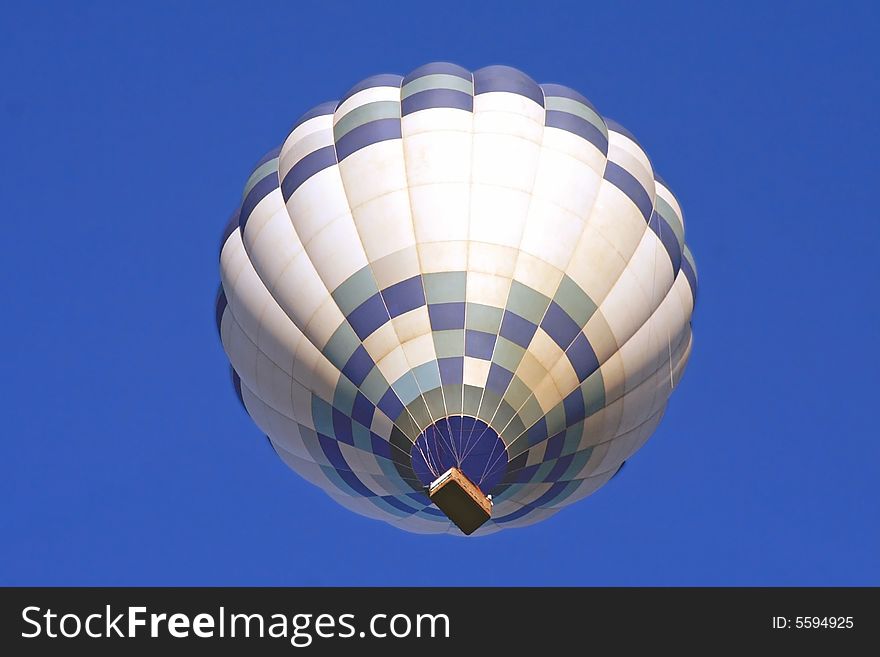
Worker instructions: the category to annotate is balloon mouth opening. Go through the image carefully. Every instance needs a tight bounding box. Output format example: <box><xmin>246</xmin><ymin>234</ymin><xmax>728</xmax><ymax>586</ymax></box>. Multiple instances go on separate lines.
<box><xmin>410</xmin><ymin>416</ymin><xmax>508</xmax><ymax>494</ymax></box>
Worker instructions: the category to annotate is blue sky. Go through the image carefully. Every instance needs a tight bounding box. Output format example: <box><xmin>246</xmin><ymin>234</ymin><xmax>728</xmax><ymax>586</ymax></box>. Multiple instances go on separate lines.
<box><xmin>2</xmin><ymin>1</ymin><xmax>877</xmax><ymax>585</ymax></box>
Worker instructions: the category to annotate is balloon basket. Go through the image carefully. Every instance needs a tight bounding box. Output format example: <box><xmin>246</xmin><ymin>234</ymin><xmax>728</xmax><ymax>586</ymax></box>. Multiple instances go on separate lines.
<box><xmin>428</xmin><ymin>467</ymin><xmax>492</xmax><ymax>535</ymax></box>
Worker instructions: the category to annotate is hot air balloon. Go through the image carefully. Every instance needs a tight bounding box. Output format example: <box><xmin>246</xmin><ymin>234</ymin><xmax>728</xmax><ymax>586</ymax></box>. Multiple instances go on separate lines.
<box><xmin>216</xmin><ymin>63</ymin><xmax>697</xmax><ymax>535</ymax></box>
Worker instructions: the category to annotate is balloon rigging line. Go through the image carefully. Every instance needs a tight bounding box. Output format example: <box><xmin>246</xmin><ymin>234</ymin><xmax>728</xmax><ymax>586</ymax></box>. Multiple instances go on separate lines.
<box><xmin>480</xmin><ymin>437</ymin><xmax>511</xmax><ymax>487</ymax></box>
<box><xmin>433</xmin><ymin>423</ymin><xmax>461</xmax><ymax>469</ymax></box>
<box><xmin>443</xmin><ymin>415</ymin><xmax>463</xmax><ymax>469</ymax></box>
<box><xmin>458</xmin><ymin>419</ymin><xmax>493</xmax><ymax>465</ymax></box>
<box><xmin>476</xmin><ymin>437</ymin><xmax>503</xmax><ymax>487</ymax></box>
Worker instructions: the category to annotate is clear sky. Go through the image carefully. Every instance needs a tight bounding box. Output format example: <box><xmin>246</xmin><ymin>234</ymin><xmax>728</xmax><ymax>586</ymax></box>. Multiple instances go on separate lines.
<box><xmin>2</xmin><ymin>1</ymin><xmax>877</xmax><ymax>585</ymax></box>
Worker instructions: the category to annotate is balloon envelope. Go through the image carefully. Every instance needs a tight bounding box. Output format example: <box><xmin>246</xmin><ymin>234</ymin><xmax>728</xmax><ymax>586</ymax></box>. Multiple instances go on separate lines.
<box><xmin>216</xmin><ymin>63</ymin><xmax>697</xmax><ymax>535</ymax></box>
